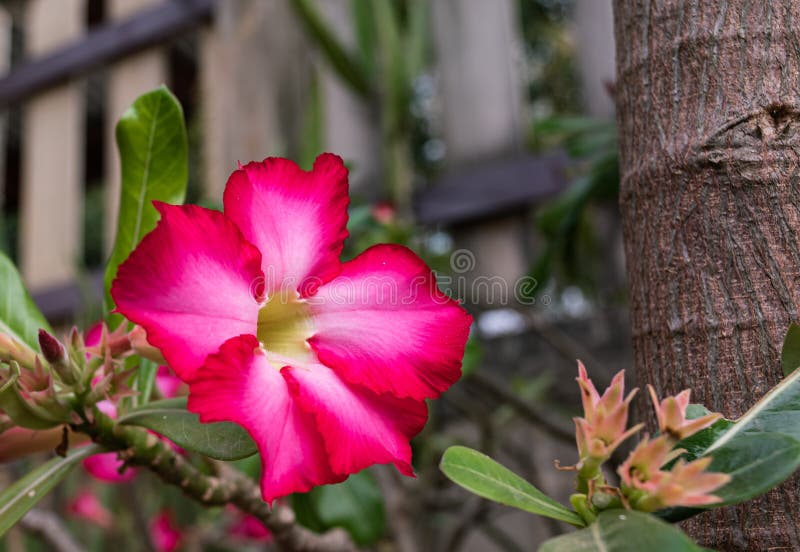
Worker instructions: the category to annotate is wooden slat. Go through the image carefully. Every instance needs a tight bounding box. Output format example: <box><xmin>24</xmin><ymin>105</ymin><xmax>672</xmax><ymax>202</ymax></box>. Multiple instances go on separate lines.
<box><xmin>413</xmin><ymin>153</ymin><xmax>569</xmax><ymax>226</ymax></box>
<box><xmin>0</xmin><ymin>0</ymin><xmax>213</xmax><ymax>108</ymax></box>
<box><xmin>20</xmin><ymin>0</ymin><xmax>85</xmax><ymax>290</ymax></box>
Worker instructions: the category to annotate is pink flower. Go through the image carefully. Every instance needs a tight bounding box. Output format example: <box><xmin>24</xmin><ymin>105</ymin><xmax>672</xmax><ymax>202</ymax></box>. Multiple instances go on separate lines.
<box><xmin>155</xmin><ymin>366</ymin><xmax>184</xmax><ymax>399</ymax></box>
<box><xmin>574</xmin><ymin>362</ymin><xmax>642</xmax><ymax>462</ymax></box>
<box><xmin>229</xmin><ymin>513</ymin><xmax>272</xmax><ymax>541</ymax></box>
<box><xmin>617</xmin><ymin>435</ymin><xmax>683</xmax><ymax>488</ymax></box>
<box><xmin>617</xmin><ymin>435</ymin><xmax>730</xmax><ymax>511</ymax></box>
<box><xmin>82</xmin><ymin>401</ymin><xmax>136</xmax><ymax>483</ymax></box>
<box><xmin>648</xmin><ymin>385</ymin><xmax>721</xmax><ymax>440</ymax></box>
<box><xmin>67</xmin><ymin>490</ymin><xmax>112</xmax><ymax>529</ymax></box>
<box><xmin>111</xmin><ymin>154</ymin><xmax>472</xmax><ymax>502</ymax></box>
<box><xmin>149</xmin><ymin>510</ymin><xmax>182</xmax><ymax>552</ymax></box>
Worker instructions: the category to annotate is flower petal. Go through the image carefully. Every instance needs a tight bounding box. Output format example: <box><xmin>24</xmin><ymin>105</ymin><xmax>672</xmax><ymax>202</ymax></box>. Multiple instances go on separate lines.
<box><xmin>284</xmin><ymin>362</ymin><xmax>428</xmax><ymax>476</ymax></box>
<box><xmin>187</xmin><ymin>336</ymin><xmax>341</xmax><ymax>502</ymax></box>
<box><xmin>223</xmin><ymin>154</ymin><xmax>349</xmax><ymax>295</ymax></box>
<box><xmin>307</xmin><ymin>244</ymin><xmax>472</xmax><ymax>400</ymax></box>
<box><xmin>83</xmin><ymin>452</ymin><xmax>136</xmax><ymax>483</ymax></box>
<box><xmin>111</xmin><ymin>203</ymin><xmax>264</xmax><ymax>380</ymax></box>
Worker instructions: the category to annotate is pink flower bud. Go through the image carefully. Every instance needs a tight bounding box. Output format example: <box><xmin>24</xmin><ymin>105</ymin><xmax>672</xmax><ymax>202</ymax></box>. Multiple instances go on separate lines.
<box><xmin>574</xmin><ymin>362</ymin><xmax>642</xmax><ymax>463</ymax></box>
<box><xmin>38</xmin><ymin>329</ymin><xmax>66</xmax><ymax>365</ymax></box>
<box><xmin>648</xmin><ymin>385</ymin><xmax>722</xmax><ymax>440</ymax></box>
<box><xmin>130</xmin><ymin>326</ymin><xmax>166</xmax><ymax>364</ymax></box>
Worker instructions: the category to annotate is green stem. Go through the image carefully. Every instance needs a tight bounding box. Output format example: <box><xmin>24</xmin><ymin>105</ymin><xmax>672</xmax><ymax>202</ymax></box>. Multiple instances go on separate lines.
<box><xmin>74</xmin><ymin>412</ymin><xmax>356</xmax><ymax>552</ymax></box>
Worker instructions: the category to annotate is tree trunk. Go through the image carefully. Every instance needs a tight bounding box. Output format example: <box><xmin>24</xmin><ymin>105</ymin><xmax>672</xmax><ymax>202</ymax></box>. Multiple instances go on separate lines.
<box><xmin>613</xmin><ymin>1</ymin><xmax>800</xmax><ymax>550</ymax></box>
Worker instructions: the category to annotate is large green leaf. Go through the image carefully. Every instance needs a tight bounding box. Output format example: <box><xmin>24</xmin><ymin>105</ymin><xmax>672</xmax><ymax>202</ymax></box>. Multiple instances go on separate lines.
<box><xmin>0</xmin><ymin>444</ymin><xmax>102</xmax><ymax>537</ymax></box>
<box><xmin>104</xmin><ymin>86</ymin><xmax>188</xmax><ymax>317</ymax></box>
<box><xmin>440</xmin><ymin>446</ymin><xmax>584</xmax><ymax>527</ymax></box>
<box><xmin>709</xmin><ymin>432</ymin><xmax>800</xmax><ymax>505</ymax></box>
<box><xmin>782</xmin><ymin>323</ymin><xmax>800</xmax><ymax>376</ymax></box>
<box><xmin>118</xmin><ymin>398</ymin><xmax>257</xmax><ymax>461</ymax></box>
<box><xmin>0</xmin><ymin>252</ymin><xmax>52</xmax><ymax>350</ymax></box>
<box><xmin>538</xmin><ymin>510</ymin><xmax>706</xmax><ymax>552</ymax></box>
<box><xmin>705</xmin><ymin>366</ymin><xmax>800</xmax><ymax>450</ymax></box>
<box><xmin>659</xmin><ymin>369</ymin><xmax>800</xmax><ymax>522</ymax></box>
<box><xmin>294</xmin><ymin>471</ymin><xmax>385</xmax><ymax>546</ymax></box>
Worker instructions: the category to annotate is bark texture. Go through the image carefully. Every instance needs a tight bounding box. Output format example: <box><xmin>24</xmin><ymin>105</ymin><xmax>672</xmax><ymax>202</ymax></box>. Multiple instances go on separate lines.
<box><xmin>613</xmin><ymin>1</ymin><xmax>800</xmax><ymax>550</ymax></box>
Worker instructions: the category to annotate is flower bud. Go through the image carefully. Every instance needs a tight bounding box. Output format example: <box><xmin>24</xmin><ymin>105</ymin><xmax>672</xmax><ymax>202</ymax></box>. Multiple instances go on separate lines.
<box><xmin>648</xmin><ymin>385</ymin><xmax>722</xmax><ymax>441</ymax></box>
<box><xmin>0</xmin><ymin>333</ymin><xmax>37</xmax><ymax>370</ymax></box>
<box><xmin>130</xmin><ymin>326</ymin><xmax>166</xmax><ymax>364</ymax></box>
<box><xmin>38</xmin><ymin>329</ymin><xmax>77</xmax><ymax>384</ymax></box>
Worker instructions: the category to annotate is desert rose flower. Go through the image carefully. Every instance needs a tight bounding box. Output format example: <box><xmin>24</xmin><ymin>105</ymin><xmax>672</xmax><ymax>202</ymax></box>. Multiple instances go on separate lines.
<box><xmin>111</xmin><ymin>154</ymin><xmax>472</xmax><ymax>502</ymax></box>
<box><xmin>648</xmin><ymin>385</ymin><xmax>721</xmax><ymax>440</ymax></box>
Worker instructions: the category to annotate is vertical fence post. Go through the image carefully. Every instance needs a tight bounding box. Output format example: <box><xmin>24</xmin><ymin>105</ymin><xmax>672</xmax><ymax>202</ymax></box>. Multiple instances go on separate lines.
<box><xmin>431</xmin><ymin>0</ymin><xmax>528</xmax><ymax>293</ymax></box>
<box><xmin>200</xmin><ymin>0</ymin><xmax>311</xmax><ymax>199</ymax></box>
<box><xmin>103</xmin><ymin>0</ymin><xmax>167</xmax><ymax>253</ymax></box>
<box><xmin>20</xmin><ymin>0</ymin><xmax>85</xmax><ymax>290</ymax></box>
<box><xmin>0</xmin><ymin>6</ymin><xmax>11</xmax><ymax>229</ymax></box>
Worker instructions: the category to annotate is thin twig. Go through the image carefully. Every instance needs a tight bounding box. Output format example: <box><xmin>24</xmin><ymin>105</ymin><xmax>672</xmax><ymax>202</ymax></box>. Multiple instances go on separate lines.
<box><xmin>20</xmin><ymin>508</ymin><xmax>84</xmax><ymax>552</ymax></box>
<box><xmin>465</xmin><ymin>371</ymin><xmax>575</xmax><ymax>446</ymax></box>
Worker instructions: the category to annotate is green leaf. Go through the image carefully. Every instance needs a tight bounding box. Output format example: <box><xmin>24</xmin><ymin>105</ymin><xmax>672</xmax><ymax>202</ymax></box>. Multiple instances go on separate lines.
<box><xmin>0</xmin><ymin>444</ymin><xmax>102</xmax><ymax>537</ymax></box>
<box><xmin>0</xmin><ymin>252</ymin><xmax>52</xmax><ymax>350</ymax></box>
<box><xmin>440</xmin><ymin>446</ymin><xmax>584</xmax><ymax>526</ymax></box>
<box><xmin>782</xmin><ymin>323</ymin><xmax>800</xmax><ymax>376</ymax></box>
<box><xmin>539</xmin><ymin>510</ymin><xmax>706</xmax><ymax>552</ymax></box>
<box><xmin>104</xmin><ymin>86</ymin><xmax>188</xmax><ymax>319</ymax></box>
<box><xmin>709</xmin><ymin>432</ymin><xmax>800</xmax><ymax>506</ymax></box>
<box><xmin>133</xmin><ymin>359</ymin><xmax>159</xmax><ymax>407</ymax></box>
<box><xmin>290</xmin><ymin>0</ymin><xmax>370</xmax><ymax>97</ymax></box>
<box><xmin>295</xmin><ymin>471</ymin><xmax>385</xmax><ymax>545</ymax></box>
<box><xmin>705</xmin><ymin>366</ymin><xmax>800</xmax><ymax>451</ymax></box>
<box><xmin>119</xmin><ymin>398</ymin><xmax>257</xmax><ymax>460</ymax></box>
<box><xmin>673</xmin><ymin>405</ymin><xmax>734</xmax><ymax>464</ymax></box>
<box><xmin>659</xmin><ymin>370</ymin><xmax>800</xmax><ymax>522</ymax></box>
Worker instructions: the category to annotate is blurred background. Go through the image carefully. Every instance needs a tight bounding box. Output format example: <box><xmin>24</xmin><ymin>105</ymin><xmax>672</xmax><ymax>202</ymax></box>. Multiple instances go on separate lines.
<box><xmin>0</xmin><ymin>0</ymin><xmax>630</xmax><ymax>550</ymax></box>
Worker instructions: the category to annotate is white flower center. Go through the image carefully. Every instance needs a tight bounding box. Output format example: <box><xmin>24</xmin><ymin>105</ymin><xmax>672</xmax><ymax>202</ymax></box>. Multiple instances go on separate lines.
<box><xmin>257</xmin><ymin>291</ymin><xmax>315</xmax><ymax>369</ymax></box>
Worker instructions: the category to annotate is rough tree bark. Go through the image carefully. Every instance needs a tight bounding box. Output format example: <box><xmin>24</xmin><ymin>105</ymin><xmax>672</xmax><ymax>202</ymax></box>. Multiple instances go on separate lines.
<box><xmin>613</xmin><ymin>1</ymin><xmax>800</xmax><ymax>550</ymax></box>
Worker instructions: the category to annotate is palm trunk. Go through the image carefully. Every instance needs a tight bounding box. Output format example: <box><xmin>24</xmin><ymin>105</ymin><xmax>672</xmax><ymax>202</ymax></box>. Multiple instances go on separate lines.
<box><xmin>613</xmin><ymin>1</ymin><xmax>800</xmax><ymax>549</ymax></box>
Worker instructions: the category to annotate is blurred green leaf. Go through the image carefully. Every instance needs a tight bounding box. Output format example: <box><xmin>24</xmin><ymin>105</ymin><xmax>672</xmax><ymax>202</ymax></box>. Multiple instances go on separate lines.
<box><xmin>104</xmin><ymin>87</ymin><xmax>188</xmax><ymax>320</ymax></box>
<box><xmin>460</xmin><ymin>332</ymin><xmax>482</xmax><ymax>378</ymax></box>
<box><xmin>440</xmin><ymin>446</ymin><xmax>584</xmax><ymax>526</ymax></box>
<box><xmin>298</xmin><ymin>70</ymin><xmax>326</xmax><ymax>171</ymax></box>
<box><xmin>782</xmin><ymin>323</ymin><xmax>800</xmax><ymax>376</ymax></box>
<box><xmin>539</xmin><ymin>510</ymin><xmax>706</xmax><ymax>552</ymax></box>
<box><xmin>0</xmin><ymin>444</ymin><xmax>102</xmax><ymax>538</ymax></box>
<box><xmin>291</xmin><ymin>0</ymin><xmax>370</xmax><ymax>97</ymax></box>
<box><xmin>350</xmin><ymin>0</ymin><xmax>377</xmax><ymax>82</ymax></box>
<box><xmin>295</xmin><ymin>471</ymin><xmax>385</xmax><ymax>545</ymax></box>
<box><xmin>119</xmin><ymin>398</ymin><xmax>257</xmax><ymax>461</ymax></box>
<box><xmin>0</xmin><ymin>252</ymin><xmax>52</xmax><ymax>350</ymax></box>
<box><xmin>133</xmin><ymin>359</ymin><xmax>159</xmax><ymax>407</ymax></box>
<box><xmin>709</xmin><ymin>433</ymin><xmax>800</xmax><ymax>506</ymax></box>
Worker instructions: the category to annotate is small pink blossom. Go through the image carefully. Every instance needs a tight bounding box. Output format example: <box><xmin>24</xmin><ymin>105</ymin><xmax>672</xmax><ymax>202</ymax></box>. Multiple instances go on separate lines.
<box><xmin>229</xmin><ymin>513</ymin><xmax>272</xmax><ymax>541</ymax></box>
<box><xmin>112</xmin><ymin>154</ymin><xmax>472</xmax><ymax>502</ymax></box>
<box><xmin>648</xmin><ymin>385</ymin><xmax>721</xmax><ymax>440</ymax></box>
<box><xmin>617</xmin><ymin>435</ymin><xmax>730</xmax><ymax>511</ymax></box>
<box><xmin>67</xmin><ymin>490</ymin><xmax>112</xmax><ymax>529</ymax></box>
<box><xmin>149</xmin><ymin>510</ymin><xmax>182</xmax><ymax>552</ymax></box>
